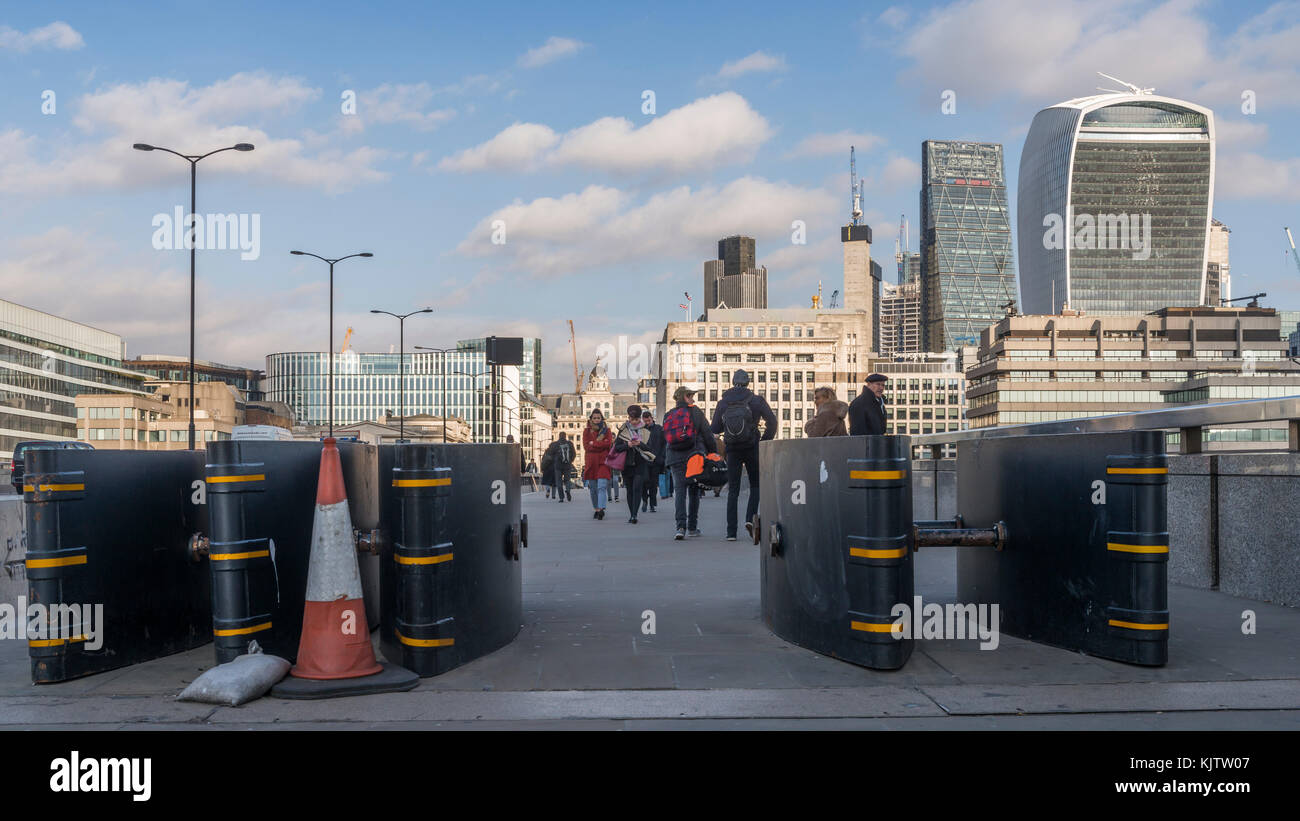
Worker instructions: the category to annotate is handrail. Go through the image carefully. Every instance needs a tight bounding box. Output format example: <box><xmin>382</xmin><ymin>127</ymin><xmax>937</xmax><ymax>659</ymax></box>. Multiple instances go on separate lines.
<box><xmin>910</xmin><ymin>395</ymin><xmax>1300</xmax><ymax>456</ymax></box>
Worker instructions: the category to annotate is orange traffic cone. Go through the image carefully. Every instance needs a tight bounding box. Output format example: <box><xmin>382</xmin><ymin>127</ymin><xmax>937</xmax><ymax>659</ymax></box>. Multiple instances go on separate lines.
<box><xmin>273</xmin><ymin>438</ymin><xmax>417</xmax><ymax>699</ymax></box>
<box><xmin>290</xmin><ymin>437</ymin><xmax>382</xmax><ymax>679</ymax></box>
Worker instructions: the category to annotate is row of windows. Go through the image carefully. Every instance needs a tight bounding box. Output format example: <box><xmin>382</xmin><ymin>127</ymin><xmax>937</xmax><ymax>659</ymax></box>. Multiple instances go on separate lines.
<box><xmin>78</xmin><ymin>427</ymin><xmax>230</xmax><ymax>442</ymax></box>
<box><xmin>696</xmin><ymin>326</ymin><xmax>817</xmax><ymax>339</ymax></box>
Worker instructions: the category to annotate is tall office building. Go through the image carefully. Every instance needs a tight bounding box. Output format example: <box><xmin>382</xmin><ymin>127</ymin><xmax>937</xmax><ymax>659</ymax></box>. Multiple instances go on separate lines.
<box><xmin>1208</xmin><ymin>219</ymin><xmax>1230</xmax><ymax>304</ymax></box>
<box><xmin>1018</xmin><ymin>90</ymin><xmax>1215</xmax><ymax>314</ymax></box>
<box><xmin>703</xmin><ymin>236</ymin><xmax>767</xmax><ymax>309</ymax></box>
<box><xmin>920</xmin><ymin>140</ymin><xmax>1017</xmax><ymax>351</ymax></box>
<box><xmin>0</xmin><ymin>298</ymin><xmax>149</xmax><ymax>459</ymax></box>
<box><xmin>879</xmin><ymin>280</ymin><xmax>922</xmax><ymax>357</ymax></box>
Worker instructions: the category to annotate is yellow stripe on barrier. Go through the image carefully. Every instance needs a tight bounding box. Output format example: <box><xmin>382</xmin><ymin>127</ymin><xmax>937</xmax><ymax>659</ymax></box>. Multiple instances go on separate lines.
<box><xmin>209</xmin><ymin>550</ymin><xmax>271</xmax><ymax>561</ymax></box>
<box><xmin>28</xmin><ymin>635</ymin><xmax>87</xmax><ymax>647</ymax></box>
<box><xmin>391</xmin><ymin>478</ymin><xmax>452</xmax><ymax>488</ymax></box>
<box><xmin>1106</xmin><ymin>467</ymin><xmax>1167</xmax><ymax>475</ymax></box>
<box><xmin>849</xmin><ymin>547</ymin><xmax>907</xmax><ymax>559</ymax></box>
<box><xmin>213</xmin><ymin>622</ymin><xmax>272</xmax><ymax>637</ymax></box>
<box><xmin>25</xmin><ymin>555</ymin><xmax>87</xmax><ymax>569</ymax></box>
<box><xmin>395</xmin><ymin>553</ymin><xmax>453</xmax><ymax>565</ymax></box>
<box><xmin>850</xmin><ymin>620</ymin><xmax>898</xmax><ymax>633</ymax></box>
<box><xmin>1107</xmin><ymin>543</ymin><xmax>1169</xmax><ymax>554</ymax></box>
<box><xmin>849</xmin><ymin>470</ymin><xmax>906</xmax><ymax>480</ymax></box>
<box><xmin>206</xmin><ymin>474</ymin><xmax>266</xmax><ymax>484</ymax></box>
<box><xmin>1108</xmin><ymin>619</ymin><xmax>1168</xmax><ymax>631</ymax></box>
<box><xmin>397</xmin><ymin>632</ymin><xmax>454</xmax><ymax>648</ymax></box>
<box><xmin>22</xmin><ymin>483</ymin><xmax>85</xmax><ymax>493</ymax></box>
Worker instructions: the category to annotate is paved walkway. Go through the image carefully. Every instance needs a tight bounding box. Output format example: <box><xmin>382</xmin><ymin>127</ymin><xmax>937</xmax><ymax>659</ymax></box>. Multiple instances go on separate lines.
<box><xmin>1</xmin><ymin>487</ymin><xmax>1298</xmax><ymax>729</ymax></box>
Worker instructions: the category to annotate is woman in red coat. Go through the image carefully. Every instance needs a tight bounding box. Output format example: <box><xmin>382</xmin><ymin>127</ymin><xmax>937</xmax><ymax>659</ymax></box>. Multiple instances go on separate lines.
<box><xmin>582</xmin><ymin>408</ymin><xmax>613</xmax><ymax>520</ymax></box>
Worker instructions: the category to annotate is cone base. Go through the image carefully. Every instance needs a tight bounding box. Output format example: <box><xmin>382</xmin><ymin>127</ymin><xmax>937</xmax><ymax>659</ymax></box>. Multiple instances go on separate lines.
<box><xmin>271</xmin><ymin>662</ymin><xmax>419</xmax><ymax>700</ymax></box>
<box><xmin>291</xmin><ymin>597</ymin><xmax>381</xmax><ymax>679</ymax></box>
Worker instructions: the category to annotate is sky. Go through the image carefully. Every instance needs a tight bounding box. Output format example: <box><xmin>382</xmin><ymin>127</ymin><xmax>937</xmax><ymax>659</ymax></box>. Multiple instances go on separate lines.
<box><xmin>2</xmin><ymin>0</ymin><xmax>1298</xmax><ymax>391</ymax></box>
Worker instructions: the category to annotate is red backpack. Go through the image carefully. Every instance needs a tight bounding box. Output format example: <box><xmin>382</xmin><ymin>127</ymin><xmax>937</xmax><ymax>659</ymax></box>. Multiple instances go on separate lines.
<box><xmin>663</xmin><ymin>406</ymin><xmax>697</xmax><ymax>450</ymax></box>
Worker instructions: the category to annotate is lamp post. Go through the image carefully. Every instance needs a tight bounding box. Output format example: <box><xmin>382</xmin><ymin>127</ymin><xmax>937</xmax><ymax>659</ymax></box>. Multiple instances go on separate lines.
<box><xmin>132</xmin><ymin>141</ymin><xmax>254</xmax><ymax>449</ymax></box>
<box><xmin>370</xmin><ymin>308</ymin><xmax>432</xmax><ymax>443</ymax></box>
<box><xmin>414</xmin><ymin>345</ymin><xmax>457</xmax><ymax>442</ymax></box>
<box><xmin>449</xmin><ymin>368</ymin><xmax>520</xmax><ymax>444</ymax></box>
<box><xmin>289</xmin><ymin>250</ymin><xmax>373</xmax><ymax>437</ymax></box>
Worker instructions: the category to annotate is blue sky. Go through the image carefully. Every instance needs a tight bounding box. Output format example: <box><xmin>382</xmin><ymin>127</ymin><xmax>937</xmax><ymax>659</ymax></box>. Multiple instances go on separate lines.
<box><xmin>2</xmin><ymin>0</ymin><xmax>1298</xmax><ymax>388</ymax></box>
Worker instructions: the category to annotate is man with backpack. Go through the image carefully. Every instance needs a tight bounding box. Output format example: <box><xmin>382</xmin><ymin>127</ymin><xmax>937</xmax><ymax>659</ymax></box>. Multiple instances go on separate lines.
<box><xmin>662</xmin><ymin>385</ymin><xmax>717</xmax><ymax>540</ymax></box>
<box><xmin>543</xmin><ymin>433</ymin><xmax>575</xmax><ymax>502</ymax></box>
<box><xmin>710</xmin><ymin>369</ymin><xmax>777</xmax><ymax>541</ymax></box>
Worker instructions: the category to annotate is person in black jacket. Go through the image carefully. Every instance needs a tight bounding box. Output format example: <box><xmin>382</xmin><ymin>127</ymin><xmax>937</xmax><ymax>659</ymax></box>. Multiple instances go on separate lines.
<box><xmin>640</xmin><ymin>409</ymin><xmax>666</xmax><ymax>514</ymax></box>
<box><xmin>710</xmin><ymin>369</ymin><xmax>777</xmax><ymax>541</ymax></box>
<box><xmin>848</xmin><ymin>373</ymin><xmax>889</xmax><ymax>436</ymax></box>
<box><xmin>613</xmin><ymin>405</ymin><xmax>657</xmax><ymax>523</ymax></box>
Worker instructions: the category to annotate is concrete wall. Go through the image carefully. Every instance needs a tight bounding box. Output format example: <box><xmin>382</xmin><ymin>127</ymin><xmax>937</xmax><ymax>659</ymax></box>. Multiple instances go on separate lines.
<box><xmin>910</xmin><ymin>459</ymin><xmax>957</xmax><ymax>521</ymax></box>
<box><xmin>0</xmin><ymin>496</ymin><xmax>25</xmax><ymax>606</ymax></box>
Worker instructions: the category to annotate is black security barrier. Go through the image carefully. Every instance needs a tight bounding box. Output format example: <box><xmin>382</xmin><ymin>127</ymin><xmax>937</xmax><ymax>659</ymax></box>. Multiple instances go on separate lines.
<box><xmin>956</xmin><ymin>431</ymin><xmax>1168</xmax><ymax>666</ymax></box>
<box><xmin>378</xmin><ymin>443</ymin><xmax>523</xmax><ymax>677</ymax></box>
<box><xmin>24</xmin><ymin>449</ymin><xmax>209</xmax><ymax>683</ymax></box>
<box><xmin>758</xmin><ymin>435</ymin><xmax>914</xmax><ymax>670</ymax></box>
<box><xmin>206</xmin><ymin>440</ymin><xmax>380</xmax><ymax>665</ymax></box>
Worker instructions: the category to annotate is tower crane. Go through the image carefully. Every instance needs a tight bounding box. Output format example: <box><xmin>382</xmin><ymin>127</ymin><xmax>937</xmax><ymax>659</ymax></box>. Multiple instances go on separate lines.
<box><xmin>1286</xmin><ymin>228</ymin><xmax>1300</xmax><ymax>277</ymax></box>
<box><xmin>340</xmin><ymin>327</ymin><xmax>353</xmax><ymax>354</ymax></box>
<box><xmin>849</xmin><ymin>146</ymin><xmax>862</xmax><ymax>226</ymax></box>
<box><xmin>567</xmin><ymin>319</ymin><xmax>581</xmax><ymax>393</ymax></box>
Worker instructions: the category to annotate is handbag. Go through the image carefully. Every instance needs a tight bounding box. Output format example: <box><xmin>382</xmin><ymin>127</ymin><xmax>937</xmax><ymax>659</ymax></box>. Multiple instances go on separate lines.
<box><xmin>604</xmin><ymin>448</ymin><xmax>626</xmax><ymax>471</ymax></box>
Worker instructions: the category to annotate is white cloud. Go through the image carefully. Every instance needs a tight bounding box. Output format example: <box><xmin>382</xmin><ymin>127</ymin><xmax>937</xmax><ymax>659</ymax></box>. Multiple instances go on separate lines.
<box><xmin>894</xmin><ymin>0</ymin><xmax>1300</xmax><ymax>112</ymax></box>
<box><xmin>0</xmin><ymin>72</ymin><xmax>391</xmax><ymax>195</ymax></box>
<box><xmin>438</xmin><ymin>93</ymin><xmax>772</xmax><ymax>176</ymax></box>
<box><xmin>879</xmin><ymin>6</ymin><xmax>910</xmax><ymax>28</ymax></box>
<box><xmin>455</xmin><ymin>176</ymin><xmax>837</xmax><ymax>277</ymax></box>
<box><xmin>1216</xmin><ymin>152</ymin><xmax>1300</xmax><ymax>202</ymax></box>
<box><xmin>354</xmin><ymin>83</ymin><xmax>456</xmax><ymax>131</ymax></box>
<box><xmin>0</xmin><ymin>21</ymin><xmax>83</xmax><ymax>52</ymax></box>
<box><xmin>438</xmin><ymin>122</ymin><xmax>561</xmax><ymax>172</ymax></box>
<box><xmin>1214</xmin><ymin>118</ymin><xmax>1269</xmax><ymax>149</ymax></box>
<box><xmin>517</xmin><ymin>36</ymin><xmax>587</xmax><ymax>68</ymax></box>
<box><xmin>713</xmin><ymin>51</ymin><xmax>788</xmax><ymax>80</ymax></box>
<box><xmin>788</xmin><ymin>131</ymin><xmax>886</xmax><ymax>158</ymax></box>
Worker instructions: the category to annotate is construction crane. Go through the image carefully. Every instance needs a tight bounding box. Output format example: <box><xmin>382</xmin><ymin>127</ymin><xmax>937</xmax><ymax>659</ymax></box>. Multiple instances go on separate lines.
<box><xmin>340</xmin><ymin>327</ymin><xmax>353</xmax><ymax>354</ymax></box>
<box><xmin>849</xmin><ymin>146</ymin><xmax>862</xmax><ymax>226</ymax></box>
<box><xmin>567</xmin><ymin>319</ymin><xmax>581</xmax><ymax>393</ymax></box>
<box><xmin>1222</xmin><ymin>292</ymin><xmax>1266</xmax><ymax>308</ymax></box>
<box><xmin>829</xmin><ymin>289</ymin><xmax>840</xmax><ymax>309</ymax></box>
<box><xmin>1286</xmin><ymin>228</ymin><xmax>1300</xmax><ymax>277</ymax></box>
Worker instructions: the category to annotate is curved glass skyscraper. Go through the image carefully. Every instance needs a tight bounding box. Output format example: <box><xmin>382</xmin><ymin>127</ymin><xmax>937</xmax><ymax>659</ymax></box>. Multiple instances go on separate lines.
<box><xmin>1017</xmin><ymin>92</ymin><xmax>1215</xmax><ymax>315</ymax></box>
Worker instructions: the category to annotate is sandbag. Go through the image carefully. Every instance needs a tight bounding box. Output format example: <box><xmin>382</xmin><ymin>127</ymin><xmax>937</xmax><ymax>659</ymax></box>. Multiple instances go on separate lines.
<box><xmin>177</xmin><ymin>640</ymin><xmax>290</xmax><ymax>706</ymax></box>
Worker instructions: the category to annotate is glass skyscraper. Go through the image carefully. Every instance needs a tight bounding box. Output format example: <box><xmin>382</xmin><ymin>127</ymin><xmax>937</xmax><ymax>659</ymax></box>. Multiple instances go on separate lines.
<box><xmin>1017</xmin><ymin>92</ymin><xmax>1215</xmax><ymax>314</ymax></box>
<box><xmin>919</xmin><ymin>140</ymin><xmax>1017</xmax><ymax>351</ymax></box>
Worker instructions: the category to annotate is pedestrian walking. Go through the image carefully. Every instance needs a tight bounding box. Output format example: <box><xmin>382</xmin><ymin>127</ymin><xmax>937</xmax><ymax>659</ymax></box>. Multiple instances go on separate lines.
<box><xmin>663</xmin><ymin>386</ymin><xmax>717</xmax><ymax>540</ymax></box>
<box><xmin>543</xmin><ymin>433</ymin><xmax>575</xmax><ymax>502</ymax></box>
<box><xmin>640</xmin><ymin>409</ymin><xmax>665</xmax><ymax>514</ymax></box>
<box><xmin>710</xmin><ymin>369</ymin><xmax>777</xmax><ymax>541</ymax></box>
<box><xmin>613</xmin><ymin>405</ymin><xmax>657</xmax><ymax>524</ymax></box>
<box><xmin>848</xmin><ymin>373</ymin><xmax>890</xmax><ymax>436</ymax></box>
<box><xmin>805</xmin><ymin>386</ymin><xmax>849</xmax><ymax>437</ymax></box>
<box><xmin>582</xmin><ymin>408</ymin><xmax>613</xmax><ymax>520</ymax></box>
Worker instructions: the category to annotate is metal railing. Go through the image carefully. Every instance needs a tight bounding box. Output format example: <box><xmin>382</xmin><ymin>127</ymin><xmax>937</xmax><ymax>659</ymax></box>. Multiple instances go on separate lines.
<box><xmin>911</xmin><ymin>395</ymin><xmax>1300</xmax><ymax>457</ymax></box>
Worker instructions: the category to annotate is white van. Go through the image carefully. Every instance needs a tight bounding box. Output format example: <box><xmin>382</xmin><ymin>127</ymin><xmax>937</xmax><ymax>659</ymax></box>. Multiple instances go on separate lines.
<box><xmin>231</xmin><ymin>425</ymin><xmax>293</xmax><ymax>441</ymax></box>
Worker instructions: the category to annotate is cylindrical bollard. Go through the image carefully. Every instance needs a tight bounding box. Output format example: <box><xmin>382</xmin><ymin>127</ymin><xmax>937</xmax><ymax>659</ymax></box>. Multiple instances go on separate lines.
<box><xmin>845</xmin><ymin>435</ymin><xmax>914</xmax><ymax>669</ymax></box>
<box><xmin>1104</xmin><ymin>431</ymin><xmax>1169</xmax><ymax>666</ymax></box>
<box><xmin>388</xmin><ymin>444</ymin><xmax>455</xmax><ymax>676</ymax></box>
<box><xmin>206</xmin><ymin>443</ymin><xmax>276</xmax><ymax>663</ymax></box>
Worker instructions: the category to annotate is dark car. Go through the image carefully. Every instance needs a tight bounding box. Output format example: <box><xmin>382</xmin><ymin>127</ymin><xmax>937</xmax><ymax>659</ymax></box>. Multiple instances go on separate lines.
<box><xmin>10</xmin><ymin>440</ymin><xmax>94</xmax><ymax>494</ymax></box>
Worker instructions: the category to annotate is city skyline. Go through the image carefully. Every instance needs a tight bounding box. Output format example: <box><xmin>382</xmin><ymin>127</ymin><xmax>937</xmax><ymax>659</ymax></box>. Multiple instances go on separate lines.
<box><xmin>2</xmin><ymin>1</ymin><xmax>1298</xmax><ymax>387</ymax></box>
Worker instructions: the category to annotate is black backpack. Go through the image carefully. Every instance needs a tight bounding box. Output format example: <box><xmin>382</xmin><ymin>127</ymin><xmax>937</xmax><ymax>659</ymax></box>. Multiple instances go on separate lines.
<box><xmin>722</xmin><ymin>398</ymin><xmax>758</xmax><ymax>448</ymax></box>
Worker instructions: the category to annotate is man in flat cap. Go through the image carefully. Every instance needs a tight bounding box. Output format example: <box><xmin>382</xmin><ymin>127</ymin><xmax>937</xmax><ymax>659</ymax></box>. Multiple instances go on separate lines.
<box><xmin>848</xmin><ymin>373</ymin><xmax>889</xmax><ymax>436</ymax></box>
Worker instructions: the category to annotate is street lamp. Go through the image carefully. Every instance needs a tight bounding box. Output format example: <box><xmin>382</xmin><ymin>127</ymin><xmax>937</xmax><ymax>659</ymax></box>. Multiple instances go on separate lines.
<box><xmin>289</xmin><ymin>250</ymin><xmax>373</xmax><ymax>437</ymax></box>
<box><xmin>414</xmin><ymin>345</ymin><xmax>457</xmax><ymax>442</ymax></box>
<box><xmin>133</xmin><ymin>141</ymin><xmax>254</xmax><ymax>449</ymax></box>
<box><xmin>370</xmin><ymin>308</ymin><xmax>432</xmax><ymax>443</ymax></box>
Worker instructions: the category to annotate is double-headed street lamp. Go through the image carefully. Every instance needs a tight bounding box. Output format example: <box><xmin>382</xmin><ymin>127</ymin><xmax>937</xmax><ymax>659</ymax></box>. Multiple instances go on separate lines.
<box><xmin>289</xmin><ymin>250</ymin><xmax>373</xmax><ymax>437</ymax></box>
<box><xmin>132</xmin><ymin>141</ymin><xmax>254</xmax><ymax>449</ymax></box>
<box><xmin>414</xmin><ymin>345</ymin><xmax>457</xmax><ymax>441</ymax></box>
<box><xmin>370</xmin><ymin>308</ymin><xmax>433</xmax><ymax>443</ymax></box>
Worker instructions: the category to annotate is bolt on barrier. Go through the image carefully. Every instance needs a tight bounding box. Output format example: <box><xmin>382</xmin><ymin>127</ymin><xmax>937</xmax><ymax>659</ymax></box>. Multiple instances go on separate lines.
<box><xmin>379</xmin><ymin>443</ymin><xmax>523</xmax><ymax>677</ymax></box>
<box><xmin>24</xmin><ymin>449</ymin><xmax>210</xmax><ymax>683</ymax></box>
